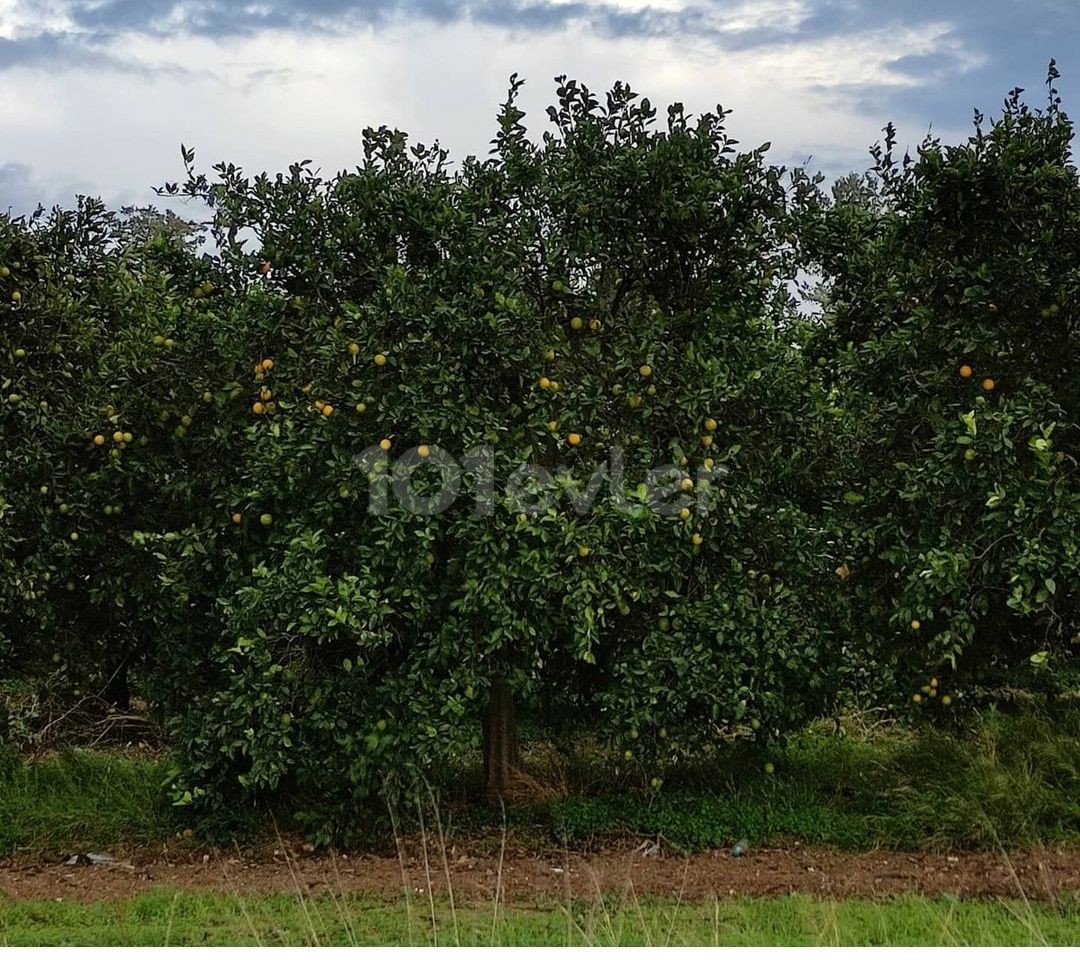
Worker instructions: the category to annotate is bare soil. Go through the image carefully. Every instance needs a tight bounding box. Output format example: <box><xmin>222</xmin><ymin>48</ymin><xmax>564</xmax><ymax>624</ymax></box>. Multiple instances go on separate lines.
<box><xmin>3</xmin><ymin>844</ymin><xmax>1080</xmax><ymax>904</ymax></box>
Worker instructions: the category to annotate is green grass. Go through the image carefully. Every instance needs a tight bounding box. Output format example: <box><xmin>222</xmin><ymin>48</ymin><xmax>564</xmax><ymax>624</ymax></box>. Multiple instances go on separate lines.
<box><xmin>444</xmin><ymin>708</ymin><xmax>1080</xmax><ymax>852</ymax></box>
<box><xmin>3</xmin><ymin>707</ymin><xmax>1079</xmax><ymax>856</ymax></box>
<box><xmin>1</xmin><ymin>891</ymin><xmax>1077</xmax><ymax>946</ymax></box>
<box><xmin>0</xmin><ymin>749</ymin><xmax>177</xmax><ymax>856</ymax></box>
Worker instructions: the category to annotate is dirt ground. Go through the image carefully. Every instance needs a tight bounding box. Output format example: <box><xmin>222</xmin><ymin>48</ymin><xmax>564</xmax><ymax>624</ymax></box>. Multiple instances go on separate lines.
<box><xmin>3</xmin><ymin>844</ymin><xmax>1080</xmax><ymax>904</ymax></box>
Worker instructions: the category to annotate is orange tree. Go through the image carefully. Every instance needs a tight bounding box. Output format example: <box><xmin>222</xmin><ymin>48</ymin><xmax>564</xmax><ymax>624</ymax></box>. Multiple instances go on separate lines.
<box><xmin>149</xmin><ymin>79</ymin><xmax>846</xmax><ymax>839</ymax></box>
<box><xmin>0</xmin><ymin>201</ymin><xmax>255</xmax><ymax>716</ymax></box>
<box><xmin>803</xmin><ymin>67</ymin><xmax>1080</xmax><ymax>707</ymax></box>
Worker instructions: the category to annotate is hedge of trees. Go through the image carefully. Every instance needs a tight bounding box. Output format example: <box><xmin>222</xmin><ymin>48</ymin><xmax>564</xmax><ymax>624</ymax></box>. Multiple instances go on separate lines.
<box><xmin>1</xmin><ymin>71</ymin><xmax>1076</xmax><ymax>839</ymax></box>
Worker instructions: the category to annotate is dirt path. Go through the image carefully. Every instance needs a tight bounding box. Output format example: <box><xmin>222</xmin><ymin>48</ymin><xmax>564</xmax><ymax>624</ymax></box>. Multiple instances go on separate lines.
<box><xmin>3</xmin><ymin>846</ymin><xmax>1080</xmax><ymax>904</ymax></box>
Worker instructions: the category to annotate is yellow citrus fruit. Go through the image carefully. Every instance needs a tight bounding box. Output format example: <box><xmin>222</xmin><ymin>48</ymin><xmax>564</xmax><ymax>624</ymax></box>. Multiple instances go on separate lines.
<box><xmin>122</xmin><ymin>432</ymin><xmax>133</xmax><ymax>443</ymax></box>
<box><xmin>380</xmin><ymin>438</ymin><xmax>392</xmax><ymax>451</ymax></box>
<box><xmin>578</xmin><ymin>545</ymin><xmax>590</xmax><ymax>557</ymax></box>
<box><xmin>348</xmin><ymin>342</ymin><xmax>360</xmax><ymax>355</ymax></box>
<box><xmin>543</xmin><ymin>348</ymin><xmax>556</xmax><ymax>361</ymax></box>
<box><xmin>911</xmin><ymin>619</ymin><xmax>921</xmax><ymax>631</ymax></box>
<box><xmin>959</xmin><ymin>364</ymin><xmax>973</xmax><ymax>379</ymax></box>
<box><xmin>589</xmin><ymin>318</ymin><xmax>601</xmax><ymax>332</ymax></box>
<box><xmin>70</xmin><ymin>531</ymin><xmax>79</xmax><ymax>541</ymax></box>
<box><xmin>11</xmin><ymin>290</ymin><xmax>21</xmax><ymax>303</ymax></box>
<box><xmin>322</xmin><ymin>404</ymin><xmax>334</xmax><ymax>416</ymax></box>
<box><xmin>678</xmin><ymin>507</ymin><xmax>691</xmax><ymax>521</ymax></box>
<box><xmin>570</xmin><ymin>316</ymin><xmax>583</xmax><ymax>330</ymax></box>
<box><xmin>538</xmin><ymin>376</ymin><xmax>551</xmax><ymax>390</ymax></box>
<box><xmin>546</xmin><ymin>420</ymin><xmax>558</xmax><ymax>432</ymax></box>
<box><xmin>638</xmin><ymin>364</ymin><xmax>652</xmax><ymax>378</ymax></box>
<box><xmin>912</xmin><ymin>693</ymin><xmax>922</xmax><ymax>704</ymax></box>
<box><xmin>929</xmin><ymin>677</ymin><xmax>938</xmax><ymax>688</ymax></box>
<box><xmin>981</xmin><ymin>377</ymin><xmax>995</xmax><ymax>392</ymax></box>
<box><xmin>567</xmin><ymin>433</ymin><xmax>582</xmax><ymax>446</ymax></box>
<box><xmin>355</xmin><ymin>402</ymin><xmax>367</xmax><ymax>414</ymax></box>
<box><xmin>112</xmin><ymin>431</ymin><xmax>124</xmax><ymax>443</ymax></box>
<box><xmin>691</xmin><ymin>533</ymin><xmax>703</xmax><ymax>546</ymax></box>
<box><xmin>679</xmin><ymin>478</ymin><xmax>693</xmax><ymax>492</ymax></box>
<box><xmin>703</xmin><ymin>457</ymin><xmax>715</xmax><ymax>469</ymax></box>
<box><xmin>418</xmin><ymin>444</ymin><xmax>431</xmax><ymax>458</ymax></box>
<box><xmin>704</xmin><ymin>417</ymin><xmax>717</xmax><ymax>431</ymax></box>
<box><xmin>374</xmin><ymin>353</ymin><xmax>387</xmax><ymax>366</ymax></box>
<box><xmin>93</xmin><ymin>434</ymin><xmax>105</xmax><ymax>447</ymax></box>
<box><xmin>260</xmin><ymin>388</ymin><xmax>272</xmax><ymax>401</ymax></box>
<box><xmin>259</xmin><ymin>513</ymin><xmax>273</xmax><ymax>527</ymax></box>
<box><xmin>701</xmin><ymin>435</ymin><xmax>713</xmax><ymax>447</ymax></box>
<box><xmin>941</xmin><ymin>695</ymin><xmax>952</xmax><ymax>706</ymax></box>
<box><xmin>252</xmin><ymin>402</ymin><xmax>265</xmax><ymax>415</ymax></box>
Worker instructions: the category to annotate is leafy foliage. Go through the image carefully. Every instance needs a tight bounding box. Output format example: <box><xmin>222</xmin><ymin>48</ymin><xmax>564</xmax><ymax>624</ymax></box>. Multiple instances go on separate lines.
<box><xmin>1</xmin><ymin>72</ymin><xmax>1076</xmax><ymax>838</ymax></box>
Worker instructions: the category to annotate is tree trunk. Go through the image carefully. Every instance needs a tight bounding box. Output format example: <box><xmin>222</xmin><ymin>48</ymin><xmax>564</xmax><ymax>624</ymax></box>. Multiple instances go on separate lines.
<box><xmin>483</xmin><ymin>678</ymin><xmax>521</xmax><ymax>799</ymax></box>
<box><xmin>102</xmin><ymin>654</ymin><xmax>131</xmax><ymax>711</ymax></box>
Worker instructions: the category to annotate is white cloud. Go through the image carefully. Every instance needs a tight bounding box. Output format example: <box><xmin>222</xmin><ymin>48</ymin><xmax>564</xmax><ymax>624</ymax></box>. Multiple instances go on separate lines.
<box><xmin>0</xmin><ymin>13</ymin><xmax>975</xmax><ymax>212</ymax></box>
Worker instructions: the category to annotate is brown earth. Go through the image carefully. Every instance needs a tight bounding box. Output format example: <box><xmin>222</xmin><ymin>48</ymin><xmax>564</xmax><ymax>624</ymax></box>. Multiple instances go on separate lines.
<box><xmin>2</xmin><ymin>844</ymin><xmax>1080</xmax><ymax>904</ymax></box>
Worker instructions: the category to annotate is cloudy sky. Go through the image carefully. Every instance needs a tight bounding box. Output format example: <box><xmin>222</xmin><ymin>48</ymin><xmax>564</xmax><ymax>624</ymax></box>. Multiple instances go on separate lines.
<box><xmin>0</xmin><ymin>0</ymin><xmax>1075</xmax><ymax>215</ymax></box>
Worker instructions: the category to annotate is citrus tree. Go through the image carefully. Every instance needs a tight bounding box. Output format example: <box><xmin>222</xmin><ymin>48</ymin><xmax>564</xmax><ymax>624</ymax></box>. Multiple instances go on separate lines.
<box><xmin>146</xmin><ymin>78</ymin><xmax>844</xmax><ymax>839</ymax></box>
<box><xmin>804</xmin><ymin>66</ymin><xmax>1080</xmax><ymax>706</ymax></box>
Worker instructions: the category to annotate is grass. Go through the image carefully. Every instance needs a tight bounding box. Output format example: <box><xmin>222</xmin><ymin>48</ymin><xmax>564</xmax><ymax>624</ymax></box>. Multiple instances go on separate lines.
<box><xmin>457</xmin><ymin>708</ymin><xmax>1080</xmax><ymax>853</ymax></box>
<box><xmin>1</xmin><ymin>891</ymin><xmax>1077</xmax><ymax>946</ymax></box>
<box><xmin>2</xmin><ymin>707</ymin><xmax>1079</xmax><ymax>857</ymax></box>
<box><xmin>0</xmin><ymin>749</ymin><xmax>177</xmax><ymax>857</ymax></box>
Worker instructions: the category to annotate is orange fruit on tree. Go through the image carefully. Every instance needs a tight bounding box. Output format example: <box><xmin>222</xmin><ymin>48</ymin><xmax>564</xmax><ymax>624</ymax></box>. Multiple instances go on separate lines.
<box><xmin>322</xmin><ymin>404</ymin><xmax>334</xmax><ymax>416</ymax></box>
<box><xmin>231</xmin><ymin>513</ymin><xmax>242</xmax><ymax>524</ymax></box>
<box><xmin>567</xmin><ymin>432</ymin><xmax>582</xmax><ymax>446</ymax></box>
<box><xmin>261</xmin><ymin>359</ymin><xmax>274</xmax><ymax>371</ymax></box>
<box><xmin>981</xmin><ymin>377</ymin><xmax>995</xmax><ymax>391</ymax></box>
<box><xmin>959</xmin><ymin>364</ymin><xmax>973</xmax><ymax>378</ymax></box>
<box><xmin>252</xmin><ymin>402</ymin><xmax>265</xmax><ymax>415</ymax></box>
<box><xmin>379</xmin><ymin>438</ymin><xmax>392</xmax><ymax>451</ymax></box>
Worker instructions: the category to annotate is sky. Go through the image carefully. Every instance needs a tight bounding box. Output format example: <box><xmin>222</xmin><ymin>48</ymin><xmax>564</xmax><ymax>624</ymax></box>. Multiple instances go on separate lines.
<box><xmin>0</xmin><ymin>0</ymin><xmax>1076</xmax><ymax>216</ymax></box>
